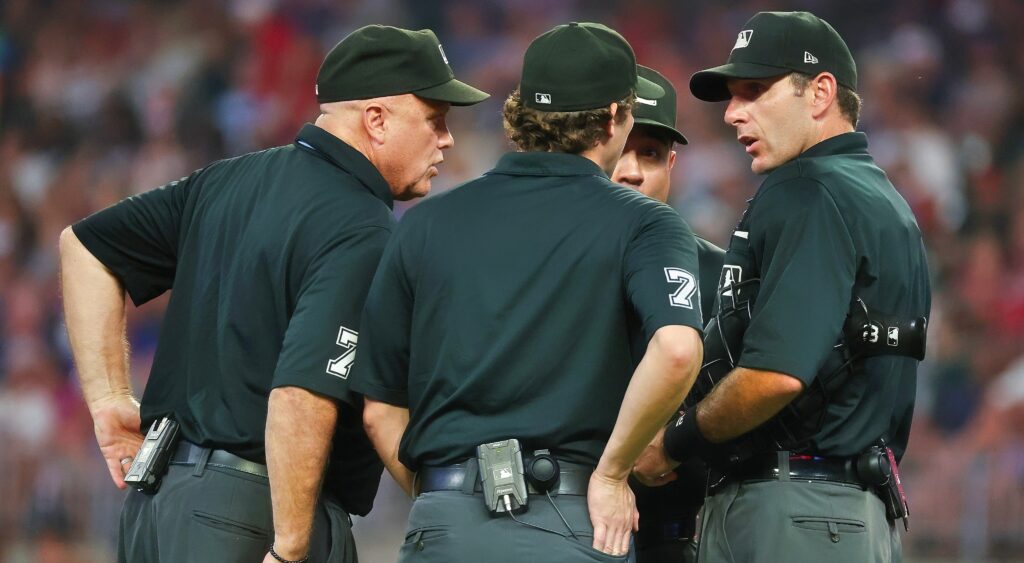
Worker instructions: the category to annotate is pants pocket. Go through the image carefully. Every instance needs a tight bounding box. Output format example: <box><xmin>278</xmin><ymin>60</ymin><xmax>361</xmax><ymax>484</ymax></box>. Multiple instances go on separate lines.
<box><xmin>791</xmin><ymin>516</ymin><xmax>866</xmax><ymax>543</ymax></box>
<box><xmin>569</xmin><ymin>531</ymin><xmax>632</xmax><ymax>562</ymax></box>
<box><xmin>399</xmin><ymin>525</ymin><xmax>453</xmax><ymax>562</ymax></box>
<box><xmin>187</xmin><ymin>510</ymin><xmax>271</xmax><ymax>562</ymax></box>
<box><xmin>192</xmin><ymin>510</ymin><xmax>271</xmax><ymax>540</ymax></box>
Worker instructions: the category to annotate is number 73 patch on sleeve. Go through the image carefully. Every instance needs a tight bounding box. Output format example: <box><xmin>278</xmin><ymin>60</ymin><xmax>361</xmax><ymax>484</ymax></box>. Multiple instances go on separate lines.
<box><xmin>326</xmin><ymin>326</ymin><xmax>358</xmax><ymax>379</ymax></box>
<box><xmin>664</xmin><ymin>267</ymin><xmax>697</xmax><ymax>309</ymax></box>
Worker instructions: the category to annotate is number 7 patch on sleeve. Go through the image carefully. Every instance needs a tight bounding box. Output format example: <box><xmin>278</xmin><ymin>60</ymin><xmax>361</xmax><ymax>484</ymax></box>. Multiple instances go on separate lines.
<box><xmin>664</xmin><ymin>267</ymin><xmax>697</xmax><ymax>309</ymax></box>
<box><xmin>326</xmin><ymin>326</ymin><xmax>359</xmax><ymax>379</ymax></box>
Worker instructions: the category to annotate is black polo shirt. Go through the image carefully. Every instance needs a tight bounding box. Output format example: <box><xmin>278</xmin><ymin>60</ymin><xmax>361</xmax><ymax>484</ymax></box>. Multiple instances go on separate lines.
<box><xmin>350</xmin><ymin>151</ymin><xmax>704</xmax><ymax>470</ymax></box>
<box><xmin>735</xmin><ymin>132</ymin><xmax>931</xmax><ymax>459</ymax></box>
<box><xmin>73</xmin><ymin>124</ymin><xmax>389</xmax><ymax>515</ymax></box>
<box><xmin>696</xmin><ymin>237</ymin><xmax>725</xmax><ymax>323</ymax></box>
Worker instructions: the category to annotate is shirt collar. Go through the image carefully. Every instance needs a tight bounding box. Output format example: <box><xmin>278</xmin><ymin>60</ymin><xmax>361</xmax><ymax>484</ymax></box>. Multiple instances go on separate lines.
<box><xmin>798</xmin><ymin>131</ymin><xmax>870</xmax><ymax>160</ymax></box>
<box><xmin>486</xmin><ymin>152</ymin><xmax>609</xmax><ymax>179</ymax></box>
<box><xmin>294</xmin><ymin>124</ymin><xmax>393</xmax><ymax>209</ymax></box>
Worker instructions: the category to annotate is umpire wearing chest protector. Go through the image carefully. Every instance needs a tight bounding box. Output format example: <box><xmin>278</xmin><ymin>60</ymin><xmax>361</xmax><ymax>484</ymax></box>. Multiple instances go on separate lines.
<box><xmin>59</xmin><ymin>25</ymin><xmax>487</xmax><ymax>563</ymax></box>
<box><xmin>351</xmin><ymin>21</ymin><xmax>706</xmax><ymax>563</ymax></box>
<box><xmin>633</xmin><ymin>11</ymin><xmax>930</xmax><ymax>563</ymax></box>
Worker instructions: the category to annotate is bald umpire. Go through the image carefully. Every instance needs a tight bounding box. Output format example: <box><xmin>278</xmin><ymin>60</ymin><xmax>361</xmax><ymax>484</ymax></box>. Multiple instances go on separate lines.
<box><xmin>60</xmin><ymin>25</ymin><xmax>486</xmax><ymax>563</ymax></box>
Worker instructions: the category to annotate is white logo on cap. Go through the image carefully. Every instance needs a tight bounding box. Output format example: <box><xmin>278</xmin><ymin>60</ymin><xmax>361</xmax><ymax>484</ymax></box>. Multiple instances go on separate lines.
<box><xmin>438</xmin><ymin>44</ymin><xmax>449</xmax><ymax>64</ymax></box>
<box><xmin>636</xmin><ymin>96</ymin><xmax>658</xmax><ymax>107</ymax></box>
<box><xmin>733</xmin><ymin>30</ymin><xmax>753</xmax><ymax>49</ymax></box>
<box><xmin>535</xmin><ymin>93</ymin><xmax>552</xmax><ymax>104</ymax></box>
<box><xmin>804</xmin><ymin>51</ymin><xmax>818</xmax><ymax>64</ymax></box>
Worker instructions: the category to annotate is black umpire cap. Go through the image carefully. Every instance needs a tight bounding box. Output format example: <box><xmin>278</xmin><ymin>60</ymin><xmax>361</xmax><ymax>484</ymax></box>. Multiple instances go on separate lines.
<box><xmin>316</xmin><ymin>25</ymin><xmax>489</xmax><ymax>106</ymax></box>
<box><xmin>519</xmin><ymin>22</ymin><xmax>664</xmax><ymax>112</ymax></box>
<box><xmin>633</xmin><ymin>66</ymin><xmax>688</xmax><ymax>145</ymax></box>
<box><xmin>690</xmin><ymin>11</ymin><xmax>857</xmax><ymax>102</ymax></box>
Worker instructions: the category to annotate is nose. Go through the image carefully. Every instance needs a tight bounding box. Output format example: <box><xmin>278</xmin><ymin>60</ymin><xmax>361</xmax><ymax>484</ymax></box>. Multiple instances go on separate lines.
<box><xmin>724</xmin><ymin>97</ymin><xmax>745</xmax><ymax>127</ymax></box>
<box><xmin>612</xmin><ymin>152</ymin><xmax>643</xmax><ymax>187</ymax></box>
<box><xmin>438</xmin><ymin>125</ymin><xmax>454</xmax><ymax>150</ymax></box>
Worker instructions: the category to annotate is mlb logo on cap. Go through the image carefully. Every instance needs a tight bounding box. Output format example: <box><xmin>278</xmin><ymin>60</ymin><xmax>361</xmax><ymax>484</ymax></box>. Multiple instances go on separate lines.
<box><xmin>535</xmin><ymin>93</ymin><xmax>552</xmax><ymax>104</ymax></box>
<box><xmin>733</xmin><ymin>30</ymin><xmax>753</xmax><ymax>49</ymax></box>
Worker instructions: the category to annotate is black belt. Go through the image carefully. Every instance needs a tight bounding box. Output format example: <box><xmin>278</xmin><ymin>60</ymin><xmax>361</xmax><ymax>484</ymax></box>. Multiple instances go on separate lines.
<box><xmin>418</xmin><ymin>458</ymin><xmax>592</xmax><ymax>496</ymax></box>
<box><xmin>169</xmin><ymin>440</ymin><xmax>269</xmax><ymax>478</ymax></box>
<box><xmin>722</xmin><ymin>452</ymin><xmax>865</xmax><ymax>489</ymax></box>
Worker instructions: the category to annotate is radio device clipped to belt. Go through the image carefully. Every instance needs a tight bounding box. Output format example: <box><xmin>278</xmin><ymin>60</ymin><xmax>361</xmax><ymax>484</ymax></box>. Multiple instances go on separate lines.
<box><xmin>470</xmin><ymin>439</ymin><xmax>581</xmax><ymax>539</ymax></box>
<box><xmin>124</xmin><ymin>416</ymin><xmax>180</xmax><ymax>494</ymax></box>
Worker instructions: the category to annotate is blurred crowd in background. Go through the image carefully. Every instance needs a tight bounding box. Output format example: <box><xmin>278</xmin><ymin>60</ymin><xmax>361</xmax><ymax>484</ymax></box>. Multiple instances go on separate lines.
<box><xmin>1</xmin><ymin>0</ymin><xmax>1023</xmax><ymax>561</ymax></box>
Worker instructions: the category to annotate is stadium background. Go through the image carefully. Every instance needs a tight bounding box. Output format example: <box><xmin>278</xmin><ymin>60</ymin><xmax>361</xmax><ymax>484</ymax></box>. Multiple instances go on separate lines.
<box><xmin>1</xmin><ymin>0</ymin><xmax>1023</xmax><ymax>561</ymax></box>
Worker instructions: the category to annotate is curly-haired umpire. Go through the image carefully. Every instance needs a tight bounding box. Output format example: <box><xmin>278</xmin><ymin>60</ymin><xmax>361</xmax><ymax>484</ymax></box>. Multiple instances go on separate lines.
<box><xmin>351</xmin><ymin>21</ymin><xmax>704</xmax><ymax>562</ymax></box>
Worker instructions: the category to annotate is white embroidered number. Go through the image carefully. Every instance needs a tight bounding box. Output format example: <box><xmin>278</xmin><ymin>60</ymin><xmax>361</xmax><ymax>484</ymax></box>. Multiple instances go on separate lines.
<box><xmin>665</xmin><ymin>268</ymin><xmax>697</xmax><ymax>309</ymax></box>
<box><xmin>326</xmin><ymin>327</ymin><xmax>359</xmax><ymax>379</ymax></box>
<box><xmin>864</xmin><ymin>323</ymin><xmax>880</xmax><ymax>344</ymax></box>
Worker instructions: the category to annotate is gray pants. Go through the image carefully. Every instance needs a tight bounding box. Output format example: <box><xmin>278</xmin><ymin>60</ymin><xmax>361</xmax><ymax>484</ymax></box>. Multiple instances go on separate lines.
<box><xmin>118</xmin><ymin>461</ymin><xmax>356</xmax><ymax>562</ymax></box>
<box><xmin>697</xmin><ymin>480</ymin><xmax>901</xmax><ymax>563</ymax></box>
<box><xmin>398</xmin><ymin>490</ymin><xmax>634</xmax><ymax>563</ymax></box>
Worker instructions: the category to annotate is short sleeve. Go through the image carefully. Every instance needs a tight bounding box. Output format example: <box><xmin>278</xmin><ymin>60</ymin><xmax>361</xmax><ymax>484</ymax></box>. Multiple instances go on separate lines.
<box><xmin>272</xmin><ymin>226</ymin><xmax>392</xmax><ymax>407</ymax></box>
<box><xmin>738</xmin><ymin>180</ymin><xmax>856</xmax><ymax>384</ymax></box>
<box><xmin>72</xmin><ymin>171</ymin><xmax>198</xmax><ymax>305</ymax></box>
<box><xmin>623</xmin><ymin>203</ymin><xmax>705</xmax><ymax>342</ymax></box>
<box><xmin>347</xmin><ymin>218</ymin><xmax>417</xmax><ymax>407</ymax></box>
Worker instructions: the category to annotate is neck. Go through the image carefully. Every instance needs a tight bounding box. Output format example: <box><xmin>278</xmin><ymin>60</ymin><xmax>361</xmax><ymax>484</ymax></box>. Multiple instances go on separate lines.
<box><xmin>579</xmin><ymin>144</ymin><xmax>618</xmax><ymax>176</ymax></box>
<box><xmin>315</xmin><ymin>114</ymin><xmax>375</xmax><ymax>164</ymax></box>
<box><xmin>807</xmin><ymin>117</ymin><xmax>855</xmax><ymax>151</ymax></box>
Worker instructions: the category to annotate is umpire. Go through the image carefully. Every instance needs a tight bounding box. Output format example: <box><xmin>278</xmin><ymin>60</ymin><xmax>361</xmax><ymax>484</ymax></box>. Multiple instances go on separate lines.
<box><xmin>351</xmin><ymin>22</ymin><xmax>704</xmax><ymax>562</ymax></box>
<box><xmin>633</xmin><ymin>11</ymin><xmax>930</xmax><ymax>563</ymax></box>
<box><xmin>611</xmin><ymin>66</ymin><xmax>724</xmax><ymax>563</ymax></box>
<box><xmin>59</xmin><ymin>25</ymin><xmax>487</xmax><ymax>563</ymax></box>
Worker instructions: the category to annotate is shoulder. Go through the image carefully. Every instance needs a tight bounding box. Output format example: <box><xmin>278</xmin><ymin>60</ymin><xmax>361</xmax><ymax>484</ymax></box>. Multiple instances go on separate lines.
<box><xmin>199</xmin><ymin>144</ymin><xmax>293</xmax><ymax>178</ymax></box>
<box><xmin>753</xmin><ymin>168</ymin><xmax>839</xmax><ymax>221</ymax></box>
<box><xmin>395</xmin><ymin>174</ymin><xmax>495</xmax><ymax>226</ymax></box>
<box><xmin>696</xmin><ymin>236</ymin><xmax>725</xmax><ymax>257</ymax></box>
<box><xmin>592</xmin><ymin>179</ymin><xmax>686</xmax><ymax>224</ymax></box>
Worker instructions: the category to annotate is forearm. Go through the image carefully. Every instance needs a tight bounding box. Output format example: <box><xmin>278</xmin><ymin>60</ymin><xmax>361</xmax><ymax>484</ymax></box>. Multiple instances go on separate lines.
<box><xmin>363</xmin><ymin>398</ymin><xmax>414</xmax><ymax>496</ymax></box>
<box><xmin>59</xmin><ymin>227</ymin><xmax>134</xmax><ymax>411</ymax></box>
<box><xmin>695</xmin><ymin>366</ymin><xmax>803</xmax><ymax>442</ymax></box>
<box><xmin>265</xmin><ymin>386</ymin><xmax>338</xmax><ymax>560</ymax></box>
<box><xmin>597</xmin><ymin>325</ymin><xmax>702</xmax><ymax>480</ymax></box>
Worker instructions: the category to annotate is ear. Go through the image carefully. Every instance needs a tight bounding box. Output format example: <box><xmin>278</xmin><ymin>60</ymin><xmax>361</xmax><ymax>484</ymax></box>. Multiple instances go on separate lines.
<box><xmin>810</xmin><ymin>72</ymin><xmax>838</xmax><ymax>120</ymax></box>
<box><xmin>363</xmin><ymin>102</ymin><xmax>387</xmax><ymax>145</ymax></box>
<box><xmin>604</xmin><ymin>102</ymin><xmax>620</xmax><ymax>139</ymax></box>
<box><xmin>667</xmin><ymin>149</ymin><xmax>677</xmax><ymax>171</ymax></box>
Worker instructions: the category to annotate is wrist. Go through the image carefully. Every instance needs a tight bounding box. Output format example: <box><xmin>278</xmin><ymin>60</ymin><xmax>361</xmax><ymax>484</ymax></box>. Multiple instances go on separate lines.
<box><xmin>662</xmin><ymin>409</ymin><xmax>715</xmax><ymax>464</ymax></box>
<box><xmin>594</xmin><ymin>459</ymin><xmax>631</xmax><ymax>482</ymax></box>
<box><xmin>270</xmin><ymin>543</ymin><xmax>308</xmax><ymax>563</ymax></box>
<box><xmin>88</xmin><ymin>392</ymin><xmax>138</xmax><ymax>414</ymax></box>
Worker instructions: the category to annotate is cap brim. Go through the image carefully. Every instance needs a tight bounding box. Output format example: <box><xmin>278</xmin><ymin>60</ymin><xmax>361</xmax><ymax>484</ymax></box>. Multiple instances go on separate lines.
<box><xmin>636</xmin><ymin>74</ymin><xmax>666</xmax><ymax>101</ymax></box>
<box><xmin>414</xmin><ymin>78</ymin><xmax>490</xmax><ymax>106</ymax></box>
<box><xmin>633</xmin><ymin>119</ymin><xmax>688</xmax><ymax>145</ymax></box>
<box><xmin>689</xmin><ymin>62</ymin><xmax>794</xmax><ymax>102</ymax></box>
